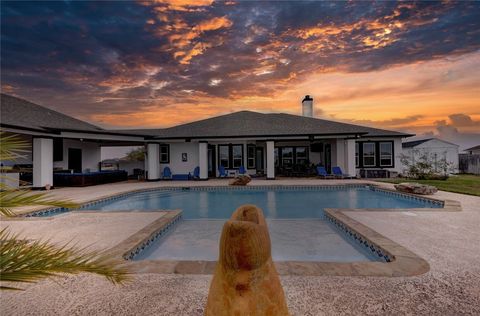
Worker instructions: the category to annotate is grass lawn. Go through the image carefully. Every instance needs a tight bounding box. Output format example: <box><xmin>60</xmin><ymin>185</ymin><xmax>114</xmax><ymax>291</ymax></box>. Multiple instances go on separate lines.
<box><xmin>376</xmin><ymin>174</ymin><xmax>480</xmax><ymax>196</ymax></box>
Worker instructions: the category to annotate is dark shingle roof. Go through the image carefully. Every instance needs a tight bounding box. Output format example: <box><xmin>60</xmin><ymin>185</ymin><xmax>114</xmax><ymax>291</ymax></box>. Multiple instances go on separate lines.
<box><xmin>1</xmin><ymin>94</ymin><xmax>103</xmax><ymax>132</ymax></box>
<box><xmin>402</xmin><ymin>138</ymin><xmax>434</xmax><ymax>148</ymax></box>
<box><xmin>134</xmin><ymin>111</ymin><xmax>412</xmax><ymax>139</ymax></box>
<box><xmin>402</xmin><ymin>138</ymin><xmax>459</xmax><ymax>148</ymax></box>
<box><xmin>465</xmin><ymin>145</ymin><xmax>480</xmax><ymax>151</ymax></box>
<box><xmin>1</xmin><ymin>94</ymin><xmax>412</xmax><ymax>139</ymax></box>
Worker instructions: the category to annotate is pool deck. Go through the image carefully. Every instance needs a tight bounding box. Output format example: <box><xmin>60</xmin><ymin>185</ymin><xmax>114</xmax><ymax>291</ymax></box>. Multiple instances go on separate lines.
<box><xmin>1</xmin><ymin>179</ymin><xmax>479</xmax><ymax>315</ymax></box>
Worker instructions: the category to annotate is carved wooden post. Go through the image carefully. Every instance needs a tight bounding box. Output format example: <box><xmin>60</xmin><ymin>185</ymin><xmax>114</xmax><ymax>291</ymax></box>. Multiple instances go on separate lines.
<box><xmin>205</xmin><ymin>205</ymin><xmax>289</xmax><ymax>316</ymax></box>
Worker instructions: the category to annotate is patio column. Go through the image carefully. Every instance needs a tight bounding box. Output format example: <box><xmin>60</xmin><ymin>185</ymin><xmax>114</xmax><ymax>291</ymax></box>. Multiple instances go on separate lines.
<box><xmin>266</xmin><ymin>140</ymin><xmax>275</xmax><ymax>180</ymax></box>
<box><xmin>344</xmin><ymin>139</ymin><xmax>356</xmax><ymax>177</ymax></box>
<box><xmin>33</xmin><ymin>137</ymin><xmax>53</xmax><ymax>189</ymax></box>
<box><xmin>147</xmin><ymin>143</ymin><xmax>160</xmax><ymax>180</ymax></box>
<box><xmin>199</xmin><ymin>141</ymin><xmax>208</xmax><ymax>180</ymax></box>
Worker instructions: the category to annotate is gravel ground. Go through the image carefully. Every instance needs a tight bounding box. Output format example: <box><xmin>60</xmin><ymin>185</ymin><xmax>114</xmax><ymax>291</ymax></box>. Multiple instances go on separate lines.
<box><xmin>1</xmin><ymin>182</ymin><xmax>479</xmax><ymax>315</ymax></box>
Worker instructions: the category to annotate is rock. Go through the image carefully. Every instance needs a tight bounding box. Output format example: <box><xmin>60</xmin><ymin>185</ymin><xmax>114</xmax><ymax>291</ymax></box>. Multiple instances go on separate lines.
<box><xmin>394</xmin><ymin>183</ymin><xmax>438</xmax><ymax>195</ymax></box>
<box><xmin>229</xmin><ymin>174</ymin><xmax>251</xmax><ymax>186</ymax></box>
<box><xmin>205</xmin><ymin>205</ymin><xmax>289</xmax><ymax>316</ymax></box>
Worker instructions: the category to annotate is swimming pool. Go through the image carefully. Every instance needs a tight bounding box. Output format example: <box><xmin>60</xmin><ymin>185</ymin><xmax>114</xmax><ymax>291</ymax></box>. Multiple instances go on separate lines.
<box><xmin>83</xmin><ymin>185</ymin><xmax>442</xmax><ymax>219</ymax></box>
<box><xmin>78</xmin><ymin>185</ymin><xmax>441</xmax><ymax>262</ymax></box>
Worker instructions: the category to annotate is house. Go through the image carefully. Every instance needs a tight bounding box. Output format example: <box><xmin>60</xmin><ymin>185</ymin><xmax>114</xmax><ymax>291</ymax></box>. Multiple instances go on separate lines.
<box><xmin>401</xmin><ymin>138</ymin><xmax>459</xmax><ymax>174</ymax></box>
<box><xmin>464</xmin><ymin>145</ymin><xmax>480</xmax><ymax>155</ymax></box>
<box><xmin>1</xmin><ymin>93</ymin><xmax>413</xmax><ymax>188</ymax></box>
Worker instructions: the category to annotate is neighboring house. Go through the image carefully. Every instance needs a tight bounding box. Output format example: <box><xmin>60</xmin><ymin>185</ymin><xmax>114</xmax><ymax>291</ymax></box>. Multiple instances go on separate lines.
<box><xmin>464</xmin><ymin>145</ymin><xmax>480</xmax><ymax>155</ymax></box>
<box><xmin>1</xmin><ymin>93</ymin><xmax>414</xmax><ymax>187</ymax></box>
<box><xmin>401</xmin><ymin>138</ymin><xmax>459</xmax><ymax>174</ymax></box>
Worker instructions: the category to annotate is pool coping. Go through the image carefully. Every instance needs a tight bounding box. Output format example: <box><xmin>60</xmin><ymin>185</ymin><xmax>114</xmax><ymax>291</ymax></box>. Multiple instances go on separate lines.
<box><xmin>10</xmin><ymin>182</ymin><xmax>462</xmax><ymax>277</ymax></box>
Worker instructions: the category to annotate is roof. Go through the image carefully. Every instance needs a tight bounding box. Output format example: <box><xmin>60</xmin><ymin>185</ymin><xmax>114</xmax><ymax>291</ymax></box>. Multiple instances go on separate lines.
<box><xmin>402</xmin><ymin>137</ymin><xmax>459</xmax><ymax>148</ymax></box>
<box><xmin>0</xmin><ymin>94</ymin><xmax>104</xmax><ymax>133</ymax></box>
<box><xmin>1</xmin><ymin>94</ymin><xmax>412</xmax><ymax>139</ymax></box>
<box><xmin>116</xmin><ymin>111</ymin><xmax>412</xmax><ymax>139</ymax></box>
<box><xmin>465</xmin><ymin>145</ymin><xmax>480</xmax><ymax>151</ymax></box>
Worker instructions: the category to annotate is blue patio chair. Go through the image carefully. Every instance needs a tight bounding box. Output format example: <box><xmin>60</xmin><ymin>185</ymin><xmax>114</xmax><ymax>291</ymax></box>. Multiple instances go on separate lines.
<box><xmin>218</xmin><ymin>166</ymin><xmax>227</xmax><ymax>178</ymax></box>
<box><xmin>238</xmin><ymin>166</ymin><xmax>247</xmax><ymax>175</ymax></box>
<box><xmin>316</xmin><ymin>166</ymin><xmax>334</xmax><ymax>179</ymax></box>
<box><xmin>162</xmin><ymin>166</ymin><xmax>172</xmax><ymax>179</ymax></box>
<box><xmin>191</xmin><ymin>166</ymin><xmax>200</xmax><ymax>179</ymax></box>
<box><xmin>332</xmin><ymin>166</ymin><xmax>352</xmax><ymax>179</ymax></box>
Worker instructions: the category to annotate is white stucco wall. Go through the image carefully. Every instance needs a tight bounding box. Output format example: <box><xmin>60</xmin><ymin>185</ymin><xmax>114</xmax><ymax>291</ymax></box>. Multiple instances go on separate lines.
<box><xmin>53</xmin><ymin>139</ymin><xmax>101</xmax><ymax>172</ymax></box>
<box><xmin>160</xmin><ymin>142</ymin><xmax>199</xmax><ymax>175</ymax></box>
<box><xmin>402</xmin><ymin>139</ymin><xmax>459</xmax><ymax>174</ymax></box>
<box><xmin>354</xmin><ymin>137</ymin><xmax>404</xmax><ymax>176</ymax></box>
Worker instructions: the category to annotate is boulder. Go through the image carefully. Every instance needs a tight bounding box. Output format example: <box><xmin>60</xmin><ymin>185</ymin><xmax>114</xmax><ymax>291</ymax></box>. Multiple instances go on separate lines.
<box><xmin>394</xmin><ymin>182</ymin><xmax>438</xmax><ymax>195</ymax></box>
<box><xmin>205</xmin><ymin>205</ymin><xmax>289</xmax><ymax>316</ymax></box>
<box><xmin>229</xmin><ymin>174</ymin><xmax>251</xmax><ymax>186</ymax></box>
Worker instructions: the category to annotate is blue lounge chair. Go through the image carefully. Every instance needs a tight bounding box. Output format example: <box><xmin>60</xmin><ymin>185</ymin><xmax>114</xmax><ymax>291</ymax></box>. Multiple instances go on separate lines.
<box><xmin>332</xmin><ymin>166</ymin><xmax>353</xmax><ymax>179</ymax></box>
<box><xmin>239</xmin><ymin>166</ymin><xmax>247</xmax><ymax>175</ymax></box>
<box><xmin>191</xmin><ymin>166</ymin><xmax>200</xmax><ymax>179</ymax></box>
<box><xmin>162</xmin><ymin>166</ymin><xmax>172</xmax><ymax>179</ymax></box>
<box><xmin>316</xmin><ymin>166</ymin><xmax>334</xmax><ymax>179</ymax></box>
<box><xmin>218</xmin><ymin>166</ymin><xmax>227</xmax><ymax>178</ymax></box>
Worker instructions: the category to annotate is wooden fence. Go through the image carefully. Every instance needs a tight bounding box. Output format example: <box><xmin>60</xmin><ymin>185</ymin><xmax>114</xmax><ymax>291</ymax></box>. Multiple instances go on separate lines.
<box><xmin>459</xmin><ymin>154</ymin><xmax>480</xmax><ymax>175</ymax></box>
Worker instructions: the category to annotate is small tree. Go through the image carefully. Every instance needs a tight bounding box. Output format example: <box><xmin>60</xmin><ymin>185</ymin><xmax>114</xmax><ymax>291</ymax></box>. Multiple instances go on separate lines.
<box><xmin>400</xmin><ymin>149</ymin><xmax>454</xmax><ymax>180</ymax></box>
<box><xmin>125</xmin><ymin>147</ymin><xmax>145</xmax><ymax>162</ymax></box>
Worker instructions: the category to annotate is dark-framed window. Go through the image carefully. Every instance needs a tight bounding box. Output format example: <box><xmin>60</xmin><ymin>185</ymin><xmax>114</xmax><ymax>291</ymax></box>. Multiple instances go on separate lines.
<box><xmin>282</xmin><ymin>147</ymin><xmax>294</xmax><ymax>168</ymax></box>
<box><xmin>362</xmin><ymin>142</ymin><xmax>376</xmax><ymax>167</ymax></box>
<box><xmin>217</xmin><ymin>144</ymin><xmax>244</xmax><ymax>169</ymax></box>
<box><xmin>356</xmin><ymin>141</ymin><xmax>395</xmax><ymax>168</ymax></box>
<box><xmin>295</xmin><ymin>146</ymin><xmax>308</xmax><ymax>165</ymax></box>
<box><xmin>232</xmin><ymin>145</ymin><xmax>243</xmax><ymax>168</ymax></box>
<box><xmin>218</xmin><ymin>145</ymin><xmax>229</xmax><ymax>168</ymax></box>
<box><xmin>159</xmin><ymin>144</ymin><xmax>169</xmax><ymax>163</ymax></box>
<box><xmin>379</xmin><ymin>142</ymin><xmax>393</xmax><ymax>167</ymax></box>
<box><xmin>274</xmin><ymin>146</ymin><xmax>310</xmax><ymax>168</ymax></box>
<box><xmin>247</xmin><ymin>144</ymin><xmax>256</xmax><ymax>169</ymax></box>
<box><xmin>355</xmin><ymin>142</ymin><xmax>359</xmax><ymax>167</ymax></box>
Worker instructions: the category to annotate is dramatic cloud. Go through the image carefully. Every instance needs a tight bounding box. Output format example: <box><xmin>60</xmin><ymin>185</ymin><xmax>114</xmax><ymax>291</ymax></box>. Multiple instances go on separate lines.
<box><xmin>1</xmin><ymin>0</ymin><xmax>479</xmax><ymax>137</ymax></box>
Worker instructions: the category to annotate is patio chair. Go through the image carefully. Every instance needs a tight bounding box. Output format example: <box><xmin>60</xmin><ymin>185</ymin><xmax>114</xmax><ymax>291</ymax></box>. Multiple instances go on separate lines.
<box><xmin>316</xmin><ymin>166</ymin><xmax>334</xmax><ymax>179</ymax></box>
<box><xmin>218</xmin><ymin>166</ymin><xmax>228</xmax><ymax>178</ymax></box>
<box><xmin>162</xmin><ymin>166</ymin><xmax>172</xmax><ymax>179</ymax></box>
<box><xmin>332</xmin><ymin>166</ymin><xmax>353</xmax><ymax>179</ymax></box>
<box><xmin>191</xmin><ymin>166</ymin><xmax>200</xmax><ymax>180</ymax></box>
<box><xmin>238</xmin><ymin>166</ymin><xmax>247</xmax><ymax>175</ymax></box>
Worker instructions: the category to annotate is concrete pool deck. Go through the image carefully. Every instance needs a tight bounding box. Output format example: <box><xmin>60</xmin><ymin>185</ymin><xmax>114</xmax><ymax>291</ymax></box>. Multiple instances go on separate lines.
<box><xmin>1</xmin><ymin>179</ymin><xmax>479</xmax><ymax>315</ymax></box>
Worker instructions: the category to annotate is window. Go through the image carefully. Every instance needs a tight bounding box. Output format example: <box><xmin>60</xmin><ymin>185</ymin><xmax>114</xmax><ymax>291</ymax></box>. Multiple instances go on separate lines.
<box><xmin>274</xmin><ymin>148</ymin><xmax>279</xmax><ymax>167</ymax></box>
<box><xmin>218</xmin><ymin>144</ymin><xmax>244</xmax><ymax>169</ymax></box>
<box><xmin>355</xmin><ymin>142</ymin><xmax>359</xmax><ymax>167</ymax></box>
<box><xmin>247</xmin><ymin>145</ymin><xmax>256</xmax><ymax>169</ymax></box>
<box><xmin>379</xmin><ymin>142</ymin><xmax>393</xmax><ymax>167</ymax></box>
<box><xmin>295</xmin><ymin>147</ymin><xmax>308</xmax><ymax>165</ymax></box>
<box><xmin>363</xmin><ymin>143</ymin><xmax>376</xmax><ymax>167</ymax></box>
<box><xmin>282</xmin><ymin>147</ymin><xmax>293</xmax><ymax>167</ymax></box>
<box><xmin>232</xmin><ymin>145</ymin><xmax>243</xmax><ymax>168</ymax></box>
<box><xmin>159</xmin><ymin>144</ymin><xmax>169</xmax><ymax>163</ymax></box>
<box><xmin>219</xmin><ymin>145</ymin><xmax>229</xmax><ymax>168</ymax></box>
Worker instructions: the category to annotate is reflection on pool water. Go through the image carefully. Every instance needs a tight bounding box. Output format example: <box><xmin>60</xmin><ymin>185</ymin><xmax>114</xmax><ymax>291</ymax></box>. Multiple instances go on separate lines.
<box><xmin>85</xmin><ymin>186</ymin><xmax>441</xmax><ymax>219</ymax></box>
<box><xmin>82</xmin><ymin>186</ymin><xmax>440</xmax><ymax>262</ymax></box>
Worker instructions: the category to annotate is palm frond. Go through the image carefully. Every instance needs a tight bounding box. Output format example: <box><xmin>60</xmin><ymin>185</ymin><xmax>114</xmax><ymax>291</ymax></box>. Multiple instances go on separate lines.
<box><xmin>0</xmin><ymin>228</ymin><xmax>131</xmax><ymax>290</ymax></box>
<box><xmin>0</xmin><ymin>131</ymin><xmax>30</xmax><ymax>161</ymax></box>
<box><xmin>0</xmin><ymin>188</ymin><xmax>78</xmax><ymax>217</ymax></box>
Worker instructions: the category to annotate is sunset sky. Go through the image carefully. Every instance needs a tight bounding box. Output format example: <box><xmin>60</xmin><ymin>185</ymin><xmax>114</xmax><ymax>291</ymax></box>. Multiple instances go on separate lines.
<box><xmin>1</xmin><ymin>1</ymin><xmax>479</xmax><ymax>150</ymax></box>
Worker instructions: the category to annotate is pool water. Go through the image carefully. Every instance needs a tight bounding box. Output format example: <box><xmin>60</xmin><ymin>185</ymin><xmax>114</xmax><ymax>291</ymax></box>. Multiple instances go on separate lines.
<box><xmin>85</xmin><ymin>186</ymin><xmax>441</xmax><ymax>219</ymax></box>
<box><xmin>81</xmin><ymin>186</ymin><xmax>440</xmax><ymax>262</ymax></box>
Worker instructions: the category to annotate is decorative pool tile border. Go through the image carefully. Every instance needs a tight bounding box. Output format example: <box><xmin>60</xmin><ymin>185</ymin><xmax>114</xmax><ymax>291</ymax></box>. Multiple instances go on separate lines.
<box><xmin>21</xmin><ymin>183</ymin><xmax>449</xmax><ymax>218</ymax></box>
<box><xmin>105</xmin><ymin>210</ymin><xmax>182</xmax><ymax>261</ymax></box>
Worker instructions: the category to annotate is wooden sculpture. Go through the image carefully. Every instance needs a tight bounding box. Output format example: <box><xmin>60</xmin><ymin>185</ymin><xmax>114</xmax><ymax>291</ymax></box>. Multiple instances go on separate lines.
<box><xmin>205</xmin><ymin>205</ymin><xmax>289</xmax><ymax>316</ymax></box>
